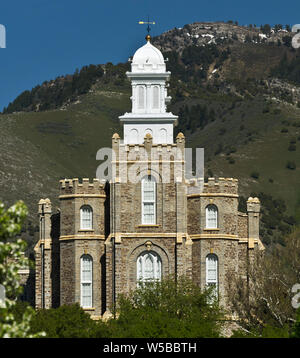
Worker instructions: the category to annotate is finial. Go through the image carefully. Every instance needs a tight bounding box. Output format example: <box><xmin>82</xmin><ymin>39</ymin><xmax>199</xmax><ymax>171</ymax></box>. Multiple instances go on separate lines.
<box><xmin>139</xmin><ymin>17</ymin><xmax>155</xmax><ymax>41</ymax></box>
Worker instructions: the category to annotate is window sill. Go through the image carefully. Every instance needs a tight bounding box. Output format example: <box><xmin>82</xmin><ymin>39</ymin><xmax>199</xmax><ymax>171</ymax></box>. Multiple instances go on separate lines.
<box><xmin>204</xmin><ymin>228</ymin><xmax>220</xmax><ymax>231</ymax></box>
<box><xmin>82</xmin><ymin>307</ymin><xmax>95</xmax><ymax>311</ymax></box>
<box><xmin>78</xmin><ymin>229</ymin><xmax>94</xmax><ymax>232</ymax></box>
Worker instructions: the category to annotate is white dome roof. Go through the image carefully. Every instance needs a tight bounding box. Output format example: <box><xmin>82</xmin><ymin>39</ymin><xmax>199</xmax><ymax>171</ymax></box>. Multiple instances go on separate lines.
<box><xmin>131</xmin><ymin>40</ymin><xmax>166</xmax><ymax>73</ymax></box>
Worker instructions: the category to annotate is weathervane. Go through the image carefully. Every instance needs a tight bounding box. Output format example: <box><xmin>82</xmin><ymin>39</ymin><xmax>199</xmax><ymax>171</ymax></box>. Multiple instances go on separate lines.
<box><xmin>139</xmin><ymin>16</ymin><xmax>155</xmax><ymax>41</ymax></box>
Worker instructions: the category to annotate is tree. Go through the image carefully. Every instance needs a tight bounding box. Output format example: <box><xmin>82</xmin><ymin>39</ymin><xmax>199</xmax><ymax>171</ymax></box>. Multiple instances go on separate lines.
<box><xmin>282</xmin><ymin>36</ymin><xmax>292</xmax><ymax>47</ymax></box>
<box><xmin>227</xmin><ymin>227</ymin><xmax>300</xmax><ymax>336</ymax></box>
<box><xmin>29</xmin><ymin>304</ymin><xmax>102</xmax><ymax>338</ymax></box>
<box><xmin>261</xmin><ymin>24</ymin><xmax>271</xmax><ymax>36</ymax></box>
<box><xmin>106</xmin><ymin>276</ymin><xmax>224</xmax><ymax>338</ymax></box>
<box><xmin>0</xmin><ymin>201</ymin><xmax>45</xmax><ymax>338</ymax></box>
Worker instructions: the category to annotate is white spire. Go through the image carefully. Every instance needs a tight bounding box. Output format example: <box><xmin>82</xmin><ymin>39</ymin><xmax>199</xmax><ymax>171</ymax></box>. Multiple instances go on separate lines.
<box><xmin>119</xmin><ymin>37</ymin><xmax>178</xmax><ymax>145</ymax></box>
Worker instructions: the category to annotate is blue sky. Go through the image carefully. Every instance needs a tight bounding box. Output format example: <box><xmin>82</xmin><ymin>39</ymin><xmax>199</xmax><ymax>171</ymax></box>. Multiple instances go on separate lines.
<box><xmin>0</xmin><ymin>0</ymin><xmax>299</xmax><ymax>111</ymax></box>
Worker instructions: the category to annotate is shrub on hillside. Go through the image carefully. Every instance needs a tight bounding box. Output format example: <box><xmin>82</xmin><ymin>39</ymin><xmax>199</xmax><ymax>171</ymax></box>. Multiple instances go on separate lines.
<box><xmin>250</xmin><ymin>171</ymin><xmax>260</xmax><ymax>179</ymax></box>
<box><xmin>286</xmin><ymin>161</ymin><xmax>296</xmax><ymax>170</ymax></box>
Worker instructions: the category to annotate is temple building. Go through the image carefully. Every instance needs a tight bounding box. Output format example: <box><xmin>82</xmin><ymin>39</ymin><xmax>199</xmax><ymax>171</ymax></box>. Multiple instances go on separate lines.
<box><xmin>34</xmin><ymin>35</ymin><xmax>263</xmax><ymax>319</ymax></box>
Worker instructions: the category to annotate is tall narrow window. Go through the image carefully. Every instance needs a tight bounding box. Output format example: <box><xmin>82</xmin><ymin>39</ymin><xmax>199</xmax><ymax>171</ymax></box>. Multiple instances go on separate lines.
<box><xmin>129</xmin><ymin>128</ymin><xmax>139</xmax><ymax>144</ymax></box>
<box><xmin>80</xmin><ymin>255</ymin><xmax>93</xmax><ymax>308</ymax></box>
<box><xmin>206</xmin><ymin>254</ymin><xmax>218</xmax><ymax>300</ymax></box>
<box><xmin>138</xmin><ymin>86</ymin><xmax>145</xmax><ymax>110</ymax></box>
<box><xmin>80</xmin><ymin>205</ymin><xmax>93</xmax><ymax>230</ymax></box>
<box><xmin>137</xmin><ymin>251</ymin><xmax>162</xmax><ymax>284</ymax></box>
<box><xmin>206</xmin><ymin>204</ymin><xmax>218</xmax><ymax>229</ymax></box>
<box><xmin>152</xmin><ymin>86</ymin><xmax>159</xmax><ymax>109</ymax></box>
<box><xmin>159</xmin><ymin>128</ymin><xmax>167</xmax><ymax>143</ymax></box>
<box><xmin>142</xmin><ymin>175</ymin><xmax>156</xmax><ymax>224</ymax></box>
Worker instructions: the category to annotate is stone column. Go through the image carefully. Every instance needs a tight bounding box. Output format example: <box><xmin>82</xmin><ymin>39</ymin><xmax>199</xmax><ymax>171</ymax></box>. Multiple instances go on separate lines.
<box><xmin>247</xmin><ymin>197</ymin><xmax>261</xmax><ymax>249</ymax></box>
<box><xmin>35</xmin><ymin>198</ymin><xmax>52</xmax><ymax>309</ymax></box>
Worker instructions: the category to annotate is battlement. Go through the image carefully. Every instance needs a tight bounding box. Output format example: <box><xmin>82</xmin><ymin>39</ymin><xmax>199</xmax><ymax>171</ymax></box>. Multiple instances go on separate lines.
<box><xmin>120</xmin><ymin>143</ymin><xmax>184</xmax><ymax>161</ymax></box>
<box><xmin>186</xmin><ymin>177</ymin><xmax>238</xmax><ymax>195</ymax></box>
<box><xmin>59</xmin><ymin>178</ymin><xmax>107</xmax><ymax>196</ymax></box>
<box><xmin>112</xmin><ymin>132</ymin><xmax>185</xmax><ymax>160</ymax></box>
<box><xmin>203</xmin><ymin>177</ymin><xmax>238</xmax><ymax>194</ymax></box>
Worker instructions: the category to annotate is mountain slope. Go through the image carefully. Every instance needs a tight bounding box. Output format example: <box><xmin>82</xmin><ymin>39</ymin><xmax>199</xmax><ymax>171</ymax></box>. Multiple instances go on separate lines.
<box><xmin>1</xmin><ymin>21</ymin><xmax>300</xmax><ymax>250</ymax></box>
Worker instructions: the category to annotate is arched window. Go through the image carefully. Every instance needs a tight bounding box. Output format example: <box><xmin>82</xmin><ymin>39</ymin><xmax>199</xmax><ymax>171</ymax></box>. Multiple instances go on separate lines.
<box><xmin>205</xmin><ymin>204</ymin><xmax>218</xmax><ymax>229</ymax></box>
<box><xmin>152</xmin><ymin>86</ymin><xmax>159</xmax><ymax>109</ymax></box>
<box><xmin>141</xmin><ymin>175</ymin><xmax>156</xmax><ymax>224</ymax></box>
<box><xmin>206</xmin><ymin>254</ymin><xmax>218</xmax><ymax>300</ymax></box>
<box><xmin>159</xmin><ymin>128</ymin><xmax>167</xmax><ymax>143</ymax></box>
<box><xmin>80</xmin><ymin>255</ymin><xmax>93</xmax><ymax>308</ymax></box>
<box><xmin>80</xmin><ymin>205</ymin><xmax>93</xmax><ymax>230</ymax></box>
<box><xmin>129</xmin><ymin>128</ymin><xmax>139</xmax><ymax>144</ymax></box>
<box><xmin>137</xmin><ymin>251</ymin><xmax>162</xmax><ymax>284</ymax></box>
<box><xmin>138</xmin><ymin>86</ymin><xmax>145</xmax><ymax>110</ymax></box>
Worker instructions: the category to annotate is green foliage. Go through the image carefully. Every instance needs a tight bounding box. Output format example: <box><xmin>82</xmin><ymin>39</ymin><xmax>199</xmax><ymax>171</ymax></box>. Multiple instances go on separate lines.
<box><xmin>250</xmin><ymin>171</ymin><xmax>260</xmax><ymax>179</ymax></box>
<box><xmin>246</xmin><ymin>192</ymin><xmax>296</xmax><ymax>245</ymax></box>
<box><xmin>286</xmin><ymin>160</ymin><xmax>296</xmax><ymax>170</ymax></box>
<box><xmin>271</xmin><ymin>50</ymin><xmax>300</xmax><ymax>85</ymax></box>
<box><xmin>106</xmin><ymin>277</ymin><xmax>224</xmax><ymax>338</ymax></box>
<box><xmin>291</xmin><ymin>308</ymin><xmax>300</xmax><ymax>338</ymax></box>
<box><xmin>288</xmin><ymin>143</ymin><xmax>296</xmax><ymax>151</ymax></box>
<box><xmin>3</xmin><ymin>64</ymin><xmax>106</xmax><ymax>114</ymax></box>
<box><xmin>29</xmin><ymin>304</ymin><xmax>102</xmax><ymax>338</ymax></box>
<box><xmin>238</xmin><ymin>196</ymin><xmax>247</xmax><ymax>213</ymax></box>
<box><xmin>261</xmin><ymin>24</ymin><xmax>271</xmax><ymax>35</ymax></box>
<box><xmin>177</xmin><ymin>103</ymin><xmax>214</xmax><ymax>133</ymax></box>
<box><xmin>231</xmin><ymin>325</ymin><xmax>290</xmax><ymax>338</ymax></box>
<box><xmin>0</xmin><ymin>200</ymin><xmax>45</xmax><ymax>338</ymax></box>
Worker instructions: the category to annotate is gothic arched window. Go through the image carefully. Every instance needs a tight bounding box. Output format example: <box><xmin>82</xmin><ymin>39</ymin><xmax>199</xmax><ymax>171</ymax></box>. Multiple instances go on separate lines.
<box><xmin>137</xmin><ymin>251</ymin><xmax>162</xmax><ymax>284</ymax></box>
<box><xmin>80</xmin><ymin>205</ymin><xmax>93</xmax><ymax>230</ymax></box>
<box><xmin>80</xmin><ymin>255</ymin><xmax>93</xmax><ymax>308</ymax></box>
<box><xmin>141</xmin><ymin>175</ymin><xmax>156</xmax><ymax>224</ymax></box>
<box><xmin>206</xmin><ymin>254</ymin><xmax>218</xmax><ymax>300</ymax></box>
<box><xmin>205</xmin><ymin>204</ymin><xmax>218</xmax><ymax>229</ymax></box>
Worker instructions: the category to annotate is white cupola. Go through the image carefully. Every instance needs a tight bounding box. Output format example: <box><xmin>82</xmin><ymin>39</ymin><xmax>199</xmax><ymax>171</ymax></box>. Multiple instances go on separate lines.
<box><xmin>119</xmin><ymin>35</ymin><xmax>178</xmax><ymax>145</ymax></box>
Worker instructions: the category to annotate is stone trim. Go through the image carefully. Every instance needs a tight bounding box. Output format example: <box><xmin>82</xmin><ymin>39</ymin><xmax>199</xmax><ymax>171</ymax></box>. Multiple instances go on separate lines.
<box><xmin>137</xmin><ymin>224</ymin><xmax>160</xmax><ymax>228</ymax></box>
<box><xmin>34</xmin><ymin>238</ymin><xmax>52</xmax><ymax>250</ymax></box>
<box><xmin>190</xmin><ymin>234</ymin><xmax>239</xmax><ymax>240</ymax></box>
<box><xmin>107</xmin><ymin>232</ymin><xmax>178</xmax><ymax>239</ymax></box>
<box><xmin>187</xmin><ymin>193</ymin><xmax>239</xmax><ymax>198</ymax></box>
<box><xmin>59</xmin><ymin>235</ymin><xmax>105</xmax><ymax>241</ymax></box>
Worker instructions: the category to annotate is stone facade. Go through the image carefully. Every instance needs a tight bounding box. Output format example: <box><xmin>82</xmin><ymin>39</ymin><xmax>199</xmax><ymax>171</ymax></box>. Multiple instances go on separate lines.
<box><xmin>32</xmin><ymin>36</ymin><xmax>264</xmax><ymax>319</ymax></box>
<box><xmin>32</xmin><ymin>132</ymin><xmax>263</xmax><ymax>318</ymax></box>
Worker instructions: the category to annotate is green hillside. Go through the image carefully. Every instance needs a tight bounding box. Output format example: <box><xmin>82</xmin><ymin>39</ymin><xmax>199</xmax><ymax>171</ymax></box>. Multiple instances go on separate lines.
<box><xmin>1</xmin><ymin>21</ymin><xmax>300</xmax><ymax>251</ymax></box>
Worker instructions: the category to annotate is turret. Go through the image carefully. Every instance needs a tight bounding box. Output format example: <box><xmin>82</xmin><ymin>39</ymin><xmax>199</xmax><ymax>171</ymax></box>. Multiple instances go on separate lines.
<box><xmin>247</xmin><ymin>197</ymin><xmax>261</xmax><ymax>248</ymax></box>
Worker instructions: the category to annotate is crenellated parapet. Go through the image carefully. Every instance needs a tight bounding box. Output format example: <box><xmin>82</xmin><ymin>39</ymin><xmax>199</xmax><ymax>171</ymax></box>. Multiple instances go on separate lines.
<box><xmin>59</xmin><ymin>178</ymin><xmax>106</xmax><ymax>197</ymax></box>
<box><xmin>203</xmin><ymin>177</ymin><xmax>238</xmax><ymax>195</ymax></box>
<box><xmin>186</xmin><ymin>178</ymin><xmax>204</xmax><ymax>195</ymax></box>
<box><xmin>111</xmin><ymin>132</ymin><xmax>185</xmax><ymax>183</ymax></box>
<box><xmin>186</xmin><ymin>177</ymin><xmax>238</xmax><ymax>196</ymax></box>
